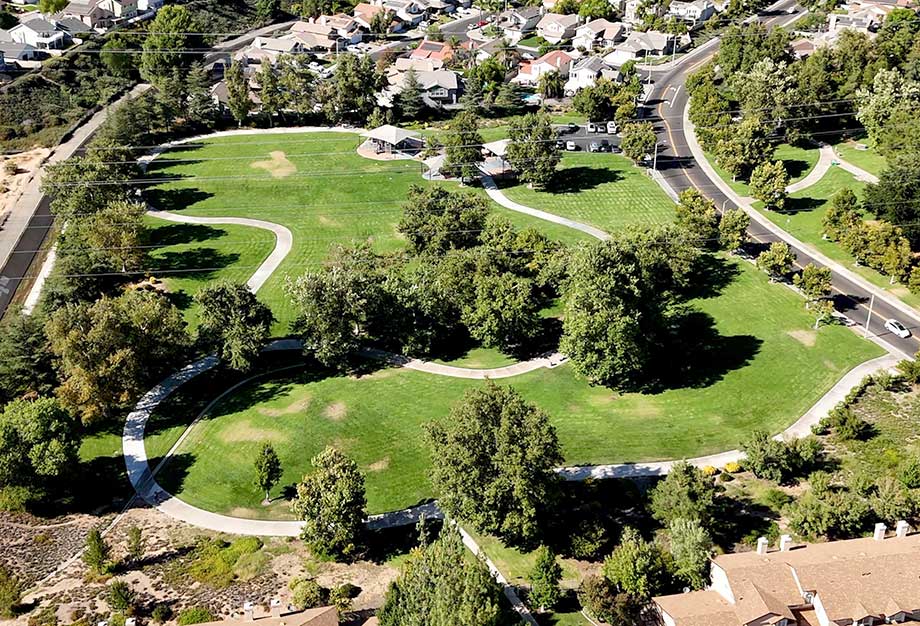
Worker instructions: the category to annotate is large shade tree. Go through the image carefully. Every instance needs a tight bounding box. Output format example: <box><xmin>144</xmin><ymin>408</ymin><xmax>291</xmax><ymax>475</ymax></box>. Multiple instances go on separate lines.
<box><xmin>426</xmin><ymin>382</ymin><xmax>563</xmax><ymax>547</ymax></box>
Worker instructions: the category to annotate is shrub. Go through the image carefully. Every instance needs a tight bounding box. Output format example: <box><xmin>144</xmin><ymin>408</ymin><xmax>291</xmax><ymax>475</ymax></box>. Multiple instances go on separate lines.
<box><xmin>899</xmin><ymin>455</ymin><xmax>920</xmax><ymax>489</ymax></box>
<box><xmin>0</xmin><ymin>566</ymin><xmax>22</xmax><ymax>619</ymax></box>
<box><xmin>832</xmin><ymin>409</ymin><xmax>870</xmax><ymax>441</ymax></box>
<box><xmin>0</xmin><ymin>486</ymin><xmax>32</xmax><ymax>513</ymax></box>
<box><xmin>568</xmin><ymin>518</ymin><xmax>608</xmax><ymax>560</ymax></box>
<box><xmin>188</xmin><ymin>537</ymin><xmax>264</xmax><ymax>588</ymax></box>
<box><xmin>107</xmin><ymin>580</ymin><xmax>135</xmax><ymax>613</ymax></box>
<box><xmin>290</xmin><ymin>577</ymin><xmax>327</xmax><ymax>610</ymax></box>
<box><xmin>762</xmin><ymin>488</ymin><xmax>793</xmax><ymax>512</ymax></box>
<box><xmin>577</xmin><ymin>575</ymin><xmax>617</xmax><ymax>623</ymax></box>
<box><xmin>109</xmin><ymin>613</ymin><xmax>126</xmax><ymax>626</ymax></box>
<box><xmin>151</xmin><ymin>604</ymin><xmax>172</xmax><ymax>624</ymax></box>
<box><xmin>177</xmin><ymin>607</ymin><xmax>215</xmax><ymax>626</ymax></box>
<box><xmin>701</xmin><ymin>465</ymin><xmax>718</xmax><ymax>477</ymax></box>
<box><xmin>724</xmin><ymin>462</ymin><xmax>741</xmax><ymax>474</ymax></box>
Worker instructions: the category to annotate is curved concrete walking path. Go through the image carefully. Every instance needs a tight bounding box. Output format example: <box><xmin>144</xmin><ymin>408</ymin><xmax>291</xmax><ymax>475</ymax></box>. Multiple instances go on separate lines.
<box><xmin>481</xmin><ymin>173</ymin><xmax>610</xmax><ymax>241</ymax></box>
<box><xmin>362</xmin><ymin>347</ymin><xmax>567</xmax><ymax>379</ymax></box>
<box><xmin>835</xmin><ymin>156</ymin><xmax>879</xmax><ymax>184</ymax></box>
<box><xmin>786</xmin><ymin>144</ymin><xmax>835</xmax><ymax>194</ymax></box>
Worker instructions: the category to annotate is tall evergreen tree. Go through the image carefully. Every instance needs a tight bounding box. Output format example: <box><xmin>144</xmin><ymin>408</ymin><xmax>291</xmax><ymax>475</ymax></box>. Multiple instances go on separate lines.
<box><xmin>226</xmin><ymin>61</ymin><xmax>253</xmax><ymax>126</ymax></box>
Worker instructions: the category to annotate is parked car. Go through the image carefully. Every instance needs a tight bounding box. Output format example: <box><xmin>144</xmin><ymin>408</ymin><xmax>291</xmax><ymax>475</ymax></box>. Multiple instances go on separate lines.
<box><xmin>611</xmin><ymin>144</ymin><xmax>621</xmax><ymax>153</ymax></box>
<box><xmin>565</xmin><ymin>140</ymin><xmax>577</xmax><ymax>151</ymax></box>
<box><xmin>885</xmin><ymin>319</ymin><xmax>911</xmax><ymax>338</ymax></box>
<box><xmin>589</xmin><ymin>142</ymin><xmax>600</xmax><ymax>152</ymax></box>
<box><xmin>587</xmin><ymin>122</ymin><xmax>597</xmax><ymax>132</ymax></box>
<box><xmin>567</xmin><ymin>122</ymin><xmax>578</xmax><ymax>133</ymax></box>
<box><xmin>606</xmin><ymin>121</ymin><xmax>618</xmax><ymax>134</ymax></box>
<box><xmin>600</xmin><ymin>139</ymin><xmax>610</xmax><ymax>151</ymax></box>
<box><xmin>555</xmin><ymin>139</ymin><xmax>566</xmax><ymax>149</ymax></box>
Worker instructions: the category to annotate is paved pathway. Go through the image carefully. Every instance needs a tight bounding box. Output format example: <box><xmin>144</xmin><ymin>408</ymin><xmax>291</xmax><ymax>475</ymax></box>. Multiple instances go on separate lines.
<box><xmin>362</xmin><ymin>348</ymin><xmax>567</xmax><ymax>379</ymax></box>
<box><xmin>835</xmin><ymin>157</ymin><xmax>879</xmax><ymax>184</ymax></box>
<box><xmin>480</xmin><ymin>173</ymin><xmax>610</xmax><ymax>241</ymax></box>
<box><xmin>145</xmin><ymin>211</ymin><xmax>292</xmax><ymax>293</ymax></box>
<box><xmin>786</xmin><ymin>144</ymin><xmax>835</xmax><ymax>194</ymax></box>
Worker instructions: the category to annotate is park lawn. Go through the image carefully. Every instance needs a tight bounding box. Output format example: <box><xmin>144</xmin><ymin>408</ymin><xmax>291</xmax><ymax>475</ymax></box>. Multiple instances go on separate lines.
<box><xmin>154</xmin><ymin>255</ymin><xmax>881</xmax><ymax>517</ymax></box>
<box><xmin>144</xmin><ymin>219</ymin><xmax>277</xmax><ymax>330</ymax></box>
<box><xmin>753</xmin><ymin>166</ymin><xmax>920</xmax><ymax>312</ymax></box>
<box><xmin>706</xmin><ymin>143</ymin><xmax>821</xmax><ymax>197</ymax></box>
<box><xmin>146</xmin><ymin>131</ymin><xmax>591</xmax><ymax>330</ymax></box>
<box><xmin>833</xmin><ymin>138</ymin><xmax>887</xmax><ymax>177</ymax></box>
<box><xmin>499</xmin><ymin>153</ymin><xmax>676</xmax><ymax>233</ymax></box>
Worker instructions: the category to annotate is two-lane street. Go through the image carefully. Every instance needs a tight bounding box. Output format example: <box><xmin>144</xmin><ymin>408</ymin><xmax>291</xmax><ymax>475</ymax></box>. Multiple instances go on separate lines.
<box><xmin>643</xmin><ymin>0</ymin><xmax>920</xmax><ymax>358</ymax></box>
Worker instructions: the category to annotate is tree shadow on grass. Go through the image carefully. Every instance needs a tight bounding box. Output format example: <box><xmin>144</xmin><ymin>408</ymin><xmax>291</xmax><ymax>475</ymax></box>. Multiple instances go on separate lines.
<box><xmin>545</xmin><ymin>166</ymin><xmax>622</xmax><ymax>195</ymax></box>
<box><xmin>145</xmin><ymin>187</ymin><xmax>214</xmax><ymax>212</ymax></box>
<box><xmin>778</xmin><ymin>196</ymin><xmax>825</xmax><ymax>215</ymax></box>
<box><xmin>364</xmin><ymin>517</ymin><xmax>445</xmax><ymax>564</ymax></box>
<box><xmin>146</xmin><ymin>223</ymin><xmax>228</xmax><ymax>247</ymax></box>
<box><xmin>710</xmin><ymin>491</ymin><xmax>779</xmax><ymax>551</ymax></box>
<box><xmin>654</xmin><ymin>310</ymin><xmax>762</xmax><ymax>392</ymax></box>
<box><xmin>153</xmin><ymin>452</ymin><xmax>196</xmax><ymax>497</ymax></box>
<box><xmin>783</xmin><ymin>158</ymin><xmax>811</xmax><ymax>180</ymax></box>
<box><xmin>678</xmin><ymin>253</ymin><xmax>742</xmax><ymax>301</ymax></box>
<box><xmin>150</xmin><ymin>247</ymin><xmax>241</xmax><ymax>282</ymax></box>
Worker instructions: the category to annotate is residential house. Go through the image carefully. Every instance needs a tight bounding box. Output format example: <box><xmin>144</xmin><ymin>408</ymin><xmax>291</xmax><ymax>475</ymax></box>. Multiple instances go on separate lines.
<box><xmin>563</xmin><ymin>55</ymin><xmax>612</xmax><ymax>94</ymax></box>
<box><xmin>410</xmin><ymin>39</ymin><xmax>453</xmax><ymax>62</ymax></box>
<box><xmin>97</xmin><ymin>0</ymin><xmax>138</xmax><ymax>19</ymax></box>
<box><xmin>668</xmin><ymin>0</ymin><xmax>715</xmax><ymax>26</ymax></box>
<box><xmin>654</xmin><ymin>522</ymin><xmax>920</xmax><ymax>626</ymax></box>
<box><xmin>385</xmin><ymin>67</ymin><xmax>462</xmax><ymax>106</ymax></box>
<box><xmin>235</xmin><ymin>36</ymin><xmax>304</xmax><ymax>67</ymax></box>
<box><xmin>8</xmin><ymin>18</ymin><xmax>67</xmax><ymax>50</ymax></box>
<box><xmin>572</xmin><ymin>18</ymin><xmax>625</xmax><ymax>50</ymax></box>
<box><xmin>497</xmin><ymin>6</ymin><xmax>543</xmax><ymax>43</ymax></box>
<box><xmin>137</xmin><ymin>0</ymin><xmax>165</xmax><ymax>10</ymax></box>
<box><xmin>210</xmin><ymin>79</ymin><xmax>261</xmax><ymax>115</ymax></box>
<box><xmin>623</xmin><ymin>0</ymin><xmax>643</xmax><ymax>24</ymax></box>
<box><xmin>289</xmin><ymin>16</ymin><xmax>361</xmax><ymax>52</ymax></box>
<box><xmin>371</xmin><ymin>0</ymin><xmax>425</xmax><ymax>27</ymax></box>
<box><xmin>54</xmin><ymin>16</ymin><xmax>93</xmax><ymax>42</ymax></box>
<box><xmin>512</xmin><ymin>49</ymin><xmax>573</xmax><ymax>84</ymax></box>
<box><xmin>353</xmin><ymin>3</ymin><xmax>392</xmax><ymax>31</ymax></box>
<box><xmin>0</xmin><ymin>41</ymin><xmax>37</xmax><ymax>63</ymax></box>
<box><xmin>827</xmin><ymin>11</ymin><xmax>875</xmax><ymax>33</ymax></box>
<box><xmin>60</xmin><ymin>0</ymin><xmax>115</xmax><ymax>29</ymax></box>
<box><xmin>536</xmin><ymin>12</ymin><xmax>580</xmax><ymax>43</ymax></box>
<box><xmin>460</xmin><ymin>36</ymin><xmax>505</xmax><ymax>63</ymax></box>
<box><xmin>604</xmin><ymin>29</ymin><xmax>675</xmax><ymax>66</ymax></box>
<box><xmin>390</xmin><ymin>56</ymin><xmax>444</xmax><ymax>73</ymax></box>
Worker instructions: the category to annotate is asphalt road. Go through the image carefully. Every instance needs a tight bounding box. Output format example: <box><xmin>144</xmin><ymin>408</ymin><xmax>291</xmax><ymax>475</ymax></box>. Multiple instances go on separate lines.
<box><xmin>645</xmin><ymin>0</ymin><xmax>920</xmax><ymax>358</ymax></box>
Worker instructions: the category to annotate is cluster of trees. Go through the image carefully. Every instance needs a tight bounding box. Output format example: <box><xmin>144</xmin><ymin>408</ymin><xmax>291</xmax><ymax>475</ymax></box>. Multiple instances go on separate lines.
<box><xmin>286</xmin><ymin>185</ymin><xmax>565</xmax><ymax>368</ymax></box>
<box><xmin>579</xmin><ymin>463</ymin><xmax>718</xmax><ymax>622</ymax></box>
<box><xmin>378</xmin><ymin>522</ymin><xmax>506</xmax><ymax>625</ymax></box>
<box><xmin>823</xmin><ymin>187</ymin><xmax>920</xmax><ymax>291</ymax></box>
<box><xmin>572</xmin><ymin>76</ymin><xmax>641</xmax><ymax>126</ymax></box>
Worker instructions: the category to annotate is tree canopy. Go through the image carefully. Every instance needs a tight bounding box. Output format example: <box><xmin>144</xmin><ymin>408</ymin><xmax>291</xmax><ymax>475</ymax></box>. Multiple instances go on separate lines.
<box><xmin>0</xmin><ymin>397</ymin><xmax>79</xmax><ymax>490</ymax></box>
<box><xmin>196</xmin><ymin>281</ymin><xmax>275</xmax><ymax>371</ymax></box>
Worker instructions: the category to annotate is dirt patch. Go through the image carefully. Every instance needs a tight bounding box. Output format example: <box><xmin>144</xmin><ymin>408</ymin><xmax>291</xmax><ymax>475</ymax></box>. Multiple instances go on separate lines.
<box><xmin>0</xmin><ymin>148</ymin><xmax>51</xmax><ymax>222</ymax></box>
<box><xmin>258</xmin><ymin>394</ymin><xmax>312</xmax><ymax>417</ymax></box>
<box><xmin>368</xmin><ymin>457</ymin><xmax>389</xmax><ymax>472</ymax></box>
<box><xmin>219</xmin><ymin>420</ymin><xmax>285</xmax><ymax>443</ymax></box>
<box><xmin>323</xmin><ymin>402</ymin><xmax>347</xmax><ymax>422</ymax></box>
<box><xmin>250</xmin><ymin>151</ymin><xmax>296</xmax><ymax>178</ymax></box>
<box><xmin>787</xmin><ymin>329</ymin><xmax>817</xmax><ymax>347</ymax></box>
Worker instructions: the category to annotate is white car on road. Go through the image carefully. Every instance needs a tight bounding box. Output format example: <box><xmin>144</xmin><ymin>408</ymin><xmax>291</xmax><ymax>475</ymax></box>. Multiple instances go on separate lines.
<box><xmin>885</xmin><ymin>318</ymin><xmax>911</xmax><ymax>339</ymax></box>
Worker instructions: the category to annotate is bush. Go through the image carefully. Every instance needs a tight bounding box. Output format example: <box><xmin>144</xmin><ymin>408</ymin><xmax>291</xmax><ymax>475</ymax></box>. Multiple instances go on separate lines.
<box><xmin>831</xmin><ymin>409</ymin><xmax>871</xmax><ymax>441</ymax></box>
<box><xmin>898</xmin><ymin>455</ymin><xmax>920</xmax><ymax>488</ymax></box>
<box><xmin>0</xmin><ymin>486</ymin><xmax>32</xmax><ymax>513</ymax></box>
<box><xmin>568</xmin><ymin>518</ymin><xmax>608</xmax><ymax>560</ymax></box>
<box><xmin>702</xmin><ymin>465</ymin><xmax>718</xmax><ymax>477</ymax></box>
<box><xmin>577</xmin><ymin>575</ymin><xmax>617</xmax><ymax>623</ymax></box>
<box><xmin>107</xmin><ymin>580</ymin><xmax>136</xmax><ymax>613</ymax></box>
<box><xmin>290</xmin><ymin>578</ymin><xmax>327</xmax><ymax>610</ymax></box>
<box><xmin>188</xmin><ymin>537</ymin><xmax>264</xmax><ymax>588</ymax></box>
<box><xmin>724</xmin><ymin>462</ymin><xmax>741</xmax><ymax>474</ymax></box>
<box><xmin>177</xmin><ymin>607</ymin><xmax>215</xmax><ymax>626</ymax></box>
<box><xmin>151</xmin><ymin>604</ymin><xmax>172</xmax><ymax>624</ymax></box>
<box><xmin>762</xmin><ymin>488</ymin><xmax>793</xmax><ymax>512</ymax></box>
<box><xmin>0</xmin><ymin>566</ymin><xmax>22</xmax><ymax>619</ymax></box>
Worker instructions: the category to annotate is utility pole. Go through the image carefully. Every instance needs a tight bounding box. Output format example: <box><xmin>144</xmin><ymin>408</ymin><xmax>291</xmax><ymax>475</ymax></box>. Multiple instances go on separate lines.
<box><xmin>864</xmin><ymin>293</ymin><xmax>875</xmax><ymax>338</ymax></box>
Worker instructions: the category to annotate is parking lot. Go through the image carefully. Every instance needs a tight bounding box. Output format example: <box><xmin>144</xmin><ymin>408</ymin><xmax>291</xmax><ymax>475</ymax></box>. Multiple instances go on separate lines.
<box><xmin>553</xmin><ymin>123</ymin><xmax>623</xmax><ymax>153</ymax></box>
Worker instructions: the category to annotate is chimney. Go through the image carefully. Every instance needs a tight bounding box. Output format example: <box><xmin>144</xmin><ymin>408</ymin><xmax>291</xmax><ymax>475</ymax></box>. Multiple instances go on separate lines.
<box><xmin>779</xmin><ymin>534</ymin><xmax>792</xmax><ymax>552</ymax></box>
<box><xmin>243</xmin><ymin>601</ymin><xmax>255</xmax><ymax>622</ymax></box>
<box><xmin>873</xmin><ymin>522</ymin><xmax>887</xmax><ymax>541</ymax></box>
<box><xmin>895</xmin><ymin>520</ymin><xmax>911</xmax><ymax>538</ymax></box>
<box><xmin>270</xmin><ymin>599</ymin><xmax>282</xmax><ymax>619</ymax></box>
<box><xmin>756</xmin><ymin>537</ymin><xmax>769</xmax><ymax>555</ymax></box>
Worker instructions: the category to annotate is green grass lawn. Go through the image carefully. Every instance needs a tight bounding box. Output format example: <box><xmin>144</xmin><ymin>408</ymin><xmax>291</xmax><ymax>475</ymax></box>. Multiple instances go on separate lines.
<box><xmin>832</xmin><ymin>139</ymin><xmax>887</xmax><ymax>178</ymax></box>
<box><xmin>751</xmin><ymin>166</ymin><xmax>920</xmax><ymax>312</ymax></box>
<box><xmin>706</xmin><ymin>143</ymin><xmax>821</xmax><ymax>197</ymax></box>
<box><xmin>517</xmin><ymin>35</ymin><xmax>549</xmax><ymax>48</ymax></box>
<box><xmin>499</xmin><ymin>153</ymin><xmax>676</xmax><ymax>233</ymax></box>
<box><xmin>145</xmin><ymin>219</ymin><xmax>277</xmax><ymax>330</ymax></box>
<box><xmin>153</xmin><ymin>254</ymin><xmax>881</xmax><ymax>517</ymax></box>
<box><xmin>146</xmin><ymin>131</ymin><xmax>592</xmax><ymax>330</ymax></box>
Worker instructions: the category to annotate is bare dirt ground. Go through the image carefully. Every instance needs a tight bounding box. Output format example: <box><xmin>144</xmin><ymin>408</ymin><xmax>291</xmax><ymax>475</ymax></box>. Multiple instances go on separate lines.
<box><xmin>0</xmin><ymin>149</ymin><xmax>50</xmax><ymax>226</ymax></box>
<box><xmin>10</xmin><ymin>506</ymin><xmax>400</xmax><ymax>626</ymax></box>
